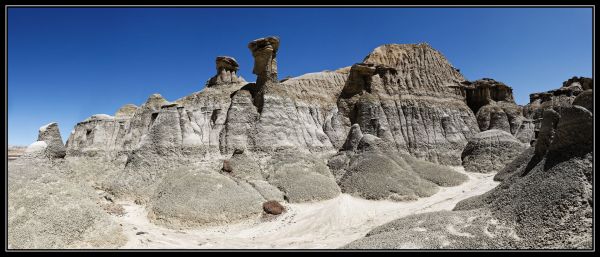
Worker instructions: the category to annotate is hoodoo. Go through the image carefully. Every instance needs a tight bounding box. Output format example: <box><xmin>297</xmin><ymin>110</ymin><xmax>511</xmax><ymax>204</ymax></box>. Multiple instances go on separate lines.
<box><xmin>8</xmin><ymin>34</ymin><xmax>592</xmax><ymax>250</ymax></box>
<box><xmin>207</xmin><ymin>56</ymin><xmax>243</xmax><ymax>87</ymax></box>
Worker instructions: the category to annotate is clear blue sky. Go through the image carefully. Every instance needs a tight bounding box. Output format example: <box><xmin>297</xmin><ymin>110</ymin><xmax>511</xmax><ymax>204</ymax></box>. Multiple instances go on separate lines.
<box><xmin>7</xmin><ymin>7</ymin><xmax>593</xmax><ymax>146</ymax></box>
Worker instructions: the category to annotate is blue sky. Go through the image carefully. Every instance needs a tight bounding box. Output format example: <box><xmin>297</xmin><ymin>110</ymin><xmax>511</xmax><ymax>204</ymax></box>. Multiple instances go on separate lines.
<box><xmin>8</xmin><ymin>7</ymin><xmax>593</xmax><ymax>145</ymax></box>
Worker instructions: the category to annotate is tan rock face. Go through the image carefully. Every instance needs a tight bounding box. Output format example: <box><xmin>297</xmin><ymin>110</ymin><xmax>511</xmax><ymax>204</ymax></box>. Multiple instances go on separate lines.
<box><xmin>114</xmin><ymin>104</ymin><xmax>138</xmax><ymax>118</ymax></box>
<box><xmin>461</xmin><ymin>78</ymin><xmax>514</xmax><ymax>114</ymax></box>
<box><xmin>36</xmin><ymin>122</ymin><xmax>66</xmax><ymax>159</ymax></box>
<box><xmin>248</xmin><ymin>36</ymin><xmax>280</xmax><ymax>85</ymax></box>
<box><xmin>458</xmin><ymin>78</ymin><xmax>533</xmax><ymax>144</ymax></box>
<box><xmin>207</xmin><ymin>56</ymin><xmax>244</xmax><ymax>87</ymax></box>
<box><xmin>68</xmin><ymin>41</ymin><xmax>482</xmax><ymax>165</ymax></box>
<box><xmin>337</xmin><ymin>43</ymin><xmax>479</xmax><ymax>165</ymax></box>
<box><xmin>216</xmin><ymin>56</ymin><xmax>239</xmax><ymax>72</ymax></box>
<box><xmin>341</xmin><ymin>63</ymin><xmax>377</xmax><ymax>98</ymax></box>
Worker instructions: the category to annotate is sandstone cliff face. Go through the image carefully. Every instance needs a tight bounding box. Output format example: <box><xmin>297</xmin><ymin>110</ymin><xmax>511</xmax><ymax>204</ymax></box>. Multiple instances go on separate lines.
<box><xmin>523</xmin><ymin>76</ymin><xmax>593</xmax><ymax>140</ymax></box>
<box><xmin>66</xmin><ymin>114</ymin><xmax>130</xmax><ymax>158</ymax></box>
<box><xmin>62</xmin><ymin>39</ymin><xmax>487</xmax><ymax>207</ymax></box>
<box><xmin>459</xmin><ymin>78</ymin><xmax>534</xmax><ymax>144</ymax></box>
<box><xmin>65</xmin><ymin>41</ymin><xmax>481</xmax><ymax>166</ymax></box>
<box><xmin>337</xmin><ymin>44</ymin><xmax>480</xmax><ymax>165</ymax></box>
<box><xmin>346</xmin><ymin>84</ymin><xmax>593</xmax><ymax>249</ymax></box>
<box><xmin>56</xmin><ymin>37</ymin><xmax>527</xmax><ymax>226</ymax></box>
<box><xmin>13</xmin><ymin>33</ymin><xmax>592</xmax><ymax>248</ymax></box>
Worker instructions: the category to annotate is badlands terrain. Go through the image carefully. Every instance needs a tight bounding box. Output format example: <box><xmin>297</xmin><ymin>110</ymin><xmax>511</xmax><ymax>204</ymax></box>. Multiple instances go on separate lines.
<box><xmin>7</xmin><ymin>36</ymin><xmax>593</xmax><ymax>249</ymax></box>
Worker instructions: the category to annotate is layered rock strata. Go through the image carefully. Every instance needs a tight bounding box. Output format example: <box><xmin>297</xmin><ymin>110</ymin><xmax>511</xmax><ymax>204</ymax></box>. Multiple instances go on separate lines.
<box><xmin>459</xmin><ymin>78</ymin><xmax>533</xmax><ymax>144</ymax></box>
<box><xmin>523</xmin><ymin>76</ymin><xmax>593</xmax><ymax>139</ymax></box>
<box><xmin>461</xmin><ymin>129</ymin><xmax>527</xmax><ymax>173</ymax></box>
<box><xmin>345</xmin><ymin>85</ymin><xmax>593</xmax><ymax>249</ymax></box>
<box><xmin>336</xmin><ymin>44</ymin><xmax>480</xmax><ymax>165</ymax></box>
<box><xmin>25</xmin><ymin>122</ymin><xmax>66</xmax><ymax>159</ymax></box>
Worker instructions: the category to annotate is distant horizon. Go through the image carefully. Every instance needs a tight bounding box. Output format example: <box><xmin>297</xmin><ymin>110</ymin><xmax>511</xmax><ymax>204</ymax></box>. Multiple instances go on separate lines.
<box><xmin>7</xmin><ymin>7</ymin><xmax>593</xmax><ymax>145</ymax></box>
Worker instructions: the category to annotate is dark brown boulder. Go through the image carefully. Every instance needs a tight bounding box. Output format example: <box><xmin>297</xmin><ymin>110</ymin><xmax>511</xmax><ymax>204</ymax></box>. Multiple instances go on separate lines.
<box><xmin>262</xmin><ymin>200</ymin><xmax>285</xmax><ymax>215</ymax></box>
<box><xmin>222</xmin><ymin>160</ymin><xmax>232</xmax><ymax>172</ymax></box>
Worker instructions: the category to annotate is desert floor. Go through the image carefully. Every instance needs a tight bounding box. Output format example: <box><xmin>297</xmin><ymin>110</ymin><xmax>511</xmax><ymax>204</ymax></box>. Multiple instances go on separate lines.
<box><xmin>115</xmin><ymin>167</ymin><xmax>498</xmax><ymax>249</ymax></box>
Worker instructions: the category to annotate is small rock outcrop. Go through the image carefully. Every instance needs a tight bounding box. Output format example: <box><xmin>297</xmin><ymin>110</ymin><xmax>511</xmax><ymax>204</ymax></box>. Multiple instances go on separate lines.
<box><xmin>114</xmin><ymin>104</ymin><xmax>138</xmax><ymax>119</ymax></box>
<box><xmin>244</xmin><ymin>36</ymin><xmax>281</xmax><ymax>112</ymax></box>
<box><xmin>461</xmin><ymin>78</ymin><xmax>514</xmax><ymax>114</ymax></box>
<box><xmin>523</xmin><ymin>76</ymin><xmax>593</xmax><ymax>137</ymax></box>
<box><xmin>460</xmin><ymin>78</ymin><xmax>533</xmax><ymax>144</ymax></box>
<box><xmin>265</xmin><ymin>150</ymin><xmax>341</xmax><ymax>203</ymax></box>
<box><xmin>25</xmin><ymin>122</ymin><xmax>66</xmax><ymax>159</ymax></box>
<box><xmin>461</xmin><ymin>129</ymin><xmax>527</xmax><ymax>173</ymax></box>
<box><xmin>248</xmin><ymin>36</ymin><xmax>280</xmax><ymax>86</ymax></box>
<box><xmin>562</xmin><ymin>76</ymin><xmax>592</xmax><ymax>90</ymax></box>
<box><xmin>572</xmin><ymin>89</ymin><xmax>593</xmax><ymax>113</ymax></box>
<box><xmin>207</xmin><ymin>56</ymin><xmax>245</xmax><ymax>87</ymax></box>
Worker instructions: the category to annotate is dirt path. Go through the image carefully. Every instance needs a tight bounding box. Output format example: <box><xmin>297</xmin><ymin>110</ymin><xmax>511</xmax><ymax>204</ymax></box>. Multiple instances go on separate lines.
<box><xmin>114</xmin><ymin>167</ymin><xmax>499</xmax><ymax>249</ymax></box>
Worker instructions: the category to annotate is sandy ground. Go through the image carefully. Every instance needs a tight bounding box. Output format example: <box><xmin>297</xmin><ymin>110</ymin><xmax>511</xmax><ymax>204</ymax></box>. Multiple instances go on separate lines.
<box><xmin>114</xmin><ymin>167</ymin><xmax>499</xmax><ymax>249</ymax></box>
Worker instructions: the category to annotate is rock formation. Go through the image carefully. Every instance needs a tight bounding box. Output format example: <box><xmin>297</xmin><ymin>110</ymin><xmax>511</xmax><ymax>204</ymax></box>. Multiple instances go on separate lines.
<box><xmin>10</xmin><ymin>122</ymin><xmax>126</xmax><ymax>248</ymax></box>
<box><xmin>262</xmin><ymin>200</ymin><xmax>285</xmax><ymax>215</ymax></box>
<box><xmin>25</xmin><ymin>122</ymin><xmax>66</xmax><ymax>159</ymax></box>
<box><xmin>461</xmin><ymin>129</ymin><xmax>527</xmax><ymax>173</ymax></box>
<box><xmin>248</xmin><ymin>36</ymin><xmax>280</xmax><ymax>86</ymax></box>
<box><xmin>65</xmin><ymin>114</ymin><xmax>129</xmax><ymax>158</ymax></box>
<box><xmin>459</xmin><ymin>78</ymin><xmax>534</xmax><ymax>144</ymax></box>
<box><xmin>346</xmin><ymin>82</ymin><xmax>593</xmax><ymax>249</ymax></box>
<box><xmin>11</xmin><ymin>34</ymin><xmax>592</xmax><ymax>249</ymax></box>
<box><xmin>148</xmin><ymin>166</ymin><xmax>265</xmax><ymax>228</ymax></box>
<box><xmin>58</xmin><ymin>39</ymin><xmax>485</xmax><ymax>209</ymax></box>
<box><xmin>114</xmin><ymin>104</ymin><xmax>138</xmax><ymax>118</ymax></box>
<box><xmin>65</xmin><ymin>40</ymin><xmax>483</xmax><ymax>166</ymax></box>
<box><xmin>562</xmin><ymin>76</ymin><xmax>592</xmax><ymax>90</ymax></box>
<box><xmin>336</xmin><ymin>44</ymin><xmax>480</xmax><ymax>165</ymax></box>
<box><xmin>523</xmin><ymin>76</ymin><xmax>593</xmax><ymax>141</ymax></box>
<box><xmin>207</xmin><ymin>56</ymin><xmax>245</xmax><ymax>87</ymax></box>
<box><xmin>329</xmin><ymin>129</ymin><xmax>468</xmax><ymax>201</ymax></box>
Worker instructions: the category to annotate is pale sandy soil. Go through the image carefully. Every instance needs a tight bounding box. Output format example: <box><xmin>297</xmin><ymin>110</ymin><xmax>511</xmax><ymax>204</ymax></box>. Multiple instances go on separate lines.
<box><xmin>114</xmin><ymin>167</ymin><xmax>499</xmax><ymax>249</ymax></box>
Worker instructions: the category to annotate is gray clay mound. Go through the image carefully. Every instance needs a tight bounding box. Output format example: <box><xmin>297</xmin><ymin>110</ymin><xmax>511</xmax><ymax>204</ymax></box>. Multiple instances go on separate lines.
<box><xmin>398</xmin><ymin>152</ymin><xmax>468</xmax><ymax>187</ymax></box>
<box><xmin>265</xmin><ymin>150</ymin><xmax>341</xmax><ymax>203</ymax></box>
<box><xmin>346</xmin><ymin>92</ymin><xmax>593</xmax><ymax>249</ymax></box>
<box><xmin>333</xmin><ymin>133</ymin><xmax>468</xmax><ymax>201</ymax></box>
<box><xmin>148</xmin><ymin>167</ymin><xmax>265</xmax><ymax>228</ymax></box>
<box><xmin>461</xmin><ymin>129</ymin><xmax>527</xmax><ymax>173</ymax></box>
<box><xmin>8</xmin><ymin>158</ymin><xmax>126</xmax><ymax>249</ymax></box>
<box><xmin>339</xmin><ymin>151</ymin><xmax>439</xmax><ymax>201</ymax></box>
